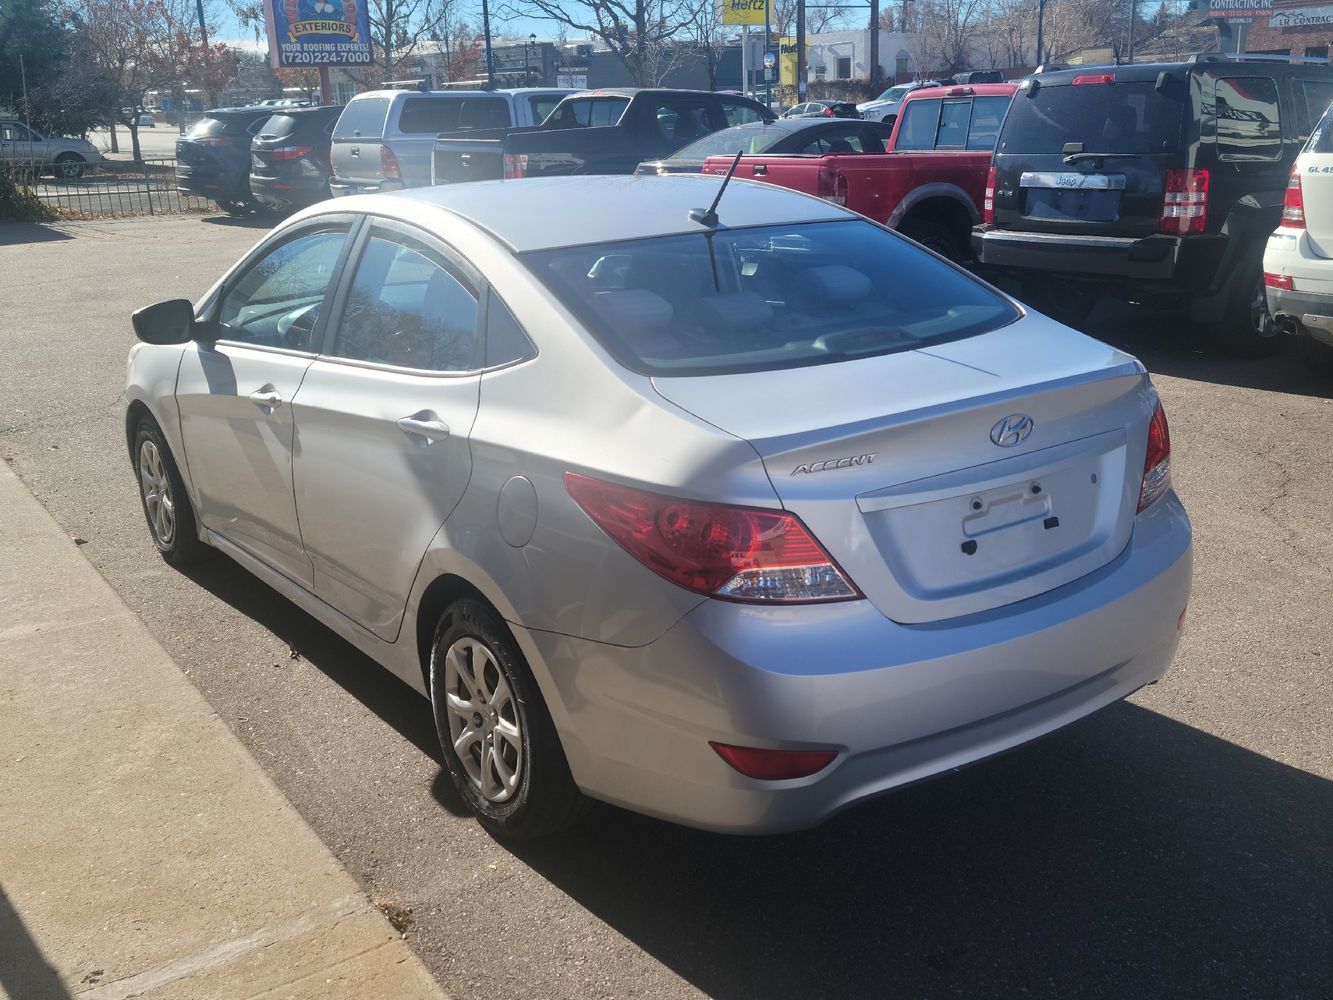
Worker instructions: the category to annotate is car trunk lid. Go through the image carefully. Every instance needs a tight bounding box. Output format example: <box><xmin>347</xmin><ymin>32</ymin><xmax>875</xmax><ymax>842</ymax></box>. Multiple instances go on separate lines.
<box><xmin>651</xmin><ymin>321</ymin><xmax>1153</xmax><ymax>624</ymax></box>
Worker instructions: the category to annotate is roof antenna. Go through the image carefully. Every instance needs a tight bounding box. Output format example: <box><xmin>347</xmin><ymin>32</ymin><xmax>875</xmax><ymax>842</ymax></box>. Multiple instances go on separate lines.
<box><xmin>689</xmin><ymin>150</ymin><xmax>744</xmax><ymax>228</ymax></box>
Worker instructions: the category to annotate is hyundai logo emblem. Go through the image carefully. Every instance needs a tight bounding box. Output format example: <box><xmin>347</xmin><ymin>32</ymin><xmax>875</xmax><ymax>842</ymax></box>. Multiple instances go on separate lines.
<box><xmin>990</xmin><ymin>413</ymin><xmax>1035</xmax><ymax>447</ymax></box>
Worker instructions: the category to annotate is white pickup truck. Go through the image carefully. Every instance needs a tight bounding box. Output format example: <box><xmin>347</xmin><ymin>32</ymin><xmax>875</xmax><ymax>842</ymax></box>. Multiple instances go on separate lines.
<box><xmin>0</xmin><ymin>118</ymin><xmax>103</xmax><ymax>179</ymax></box>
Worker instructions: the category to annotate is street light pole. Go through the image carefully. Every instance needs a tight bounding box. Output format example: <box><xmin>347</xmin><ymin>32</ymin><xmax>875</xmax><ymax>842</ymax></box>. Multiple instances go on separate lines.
<box><xmin>1035</xmin><ymin>0</ymin><xmax>1046</xmax><ymax>67</ymax></box>
<box><xmin>1128</xmin><ymin>0</ymin><xmax>1137</xmax><ymax>62</ymax></box>
<box><xmin>480</xmin><ymin>0</ymin><xmax>496</xmax><ymax>87</ymax></box>
<box><xmin>764</xmin><ymin>0</ymin><xmax>772</xmax><ymax>107</ymax></box>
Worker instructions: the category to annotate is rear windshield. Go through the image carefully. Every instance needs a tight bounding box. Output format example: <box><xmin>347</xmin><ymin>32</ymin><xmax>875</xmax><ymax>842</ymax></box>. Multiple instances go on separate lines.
<box><xmin>671</xmin><ymin>125</ymin><xmax>790</xmax><ymax>159</ymax></box>
<box><xmin>999</xmin><ymin>80</ymin><xmax>1185</xmax><ymax>154</ymax></box>
<box><xmin>544</xmin><ymin>97</ymin><xmax>631</xmax><ymax>128</ymax></box>
<box><xmin>523</xmin><ymin>221</ymin><xmax>1019</xmax><ymax>377</ymax></box>
<box><xmin>333</xmin><ymin>97</ymin><xmax>391</xmax><ymax>139</ymax></box>
<box><xmin>185</xmin><ymin>116</ymin><xmax>226</xmax><ymax>139</ymax></box>
<box><xmin>261</xmin><ymin>114</ymin><xmax>299</xmax><ymax>137</ymax></box>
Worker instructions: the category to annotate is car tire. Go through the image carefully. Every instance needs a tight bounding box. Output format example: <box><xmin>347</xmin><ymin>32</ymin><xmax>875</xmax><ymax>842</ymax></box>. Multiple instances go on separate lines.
<box><xmin>53</xmin><ymin>154</ymin><xmax>84</xmax><ymax>180</ymax></box>
<box><xmin>900</xmin><ymin>219</ymin><xmax>962</xmax><ymax>262</ymax></box>
<box><xmin>217</xmin><ymin>199</ymin><xmax>252</xmax><ymax>216</ymax></box>
<box><xmin>429</xmin><ymin>598</ymin><xmax>586</xmax><ymax>840</ymax></box>
<box><xmin>1026</xmin><ymin>281</ymin><xmax>1098</xmax><ymax>328</ymax></box>
<box><xmin>1302</xmin><ymin>332</ymin><xmax>1333</xmax><ymax>375</ymax></box>
<box><xmin>1209</xmin><ymin>255</ymin><xmax>1283</xmax><ymax>358</ymax></box>
<box><xmin>133</xmin><ymin>417</ymin><xmax>211</xmax><ymax>566</ymax></box>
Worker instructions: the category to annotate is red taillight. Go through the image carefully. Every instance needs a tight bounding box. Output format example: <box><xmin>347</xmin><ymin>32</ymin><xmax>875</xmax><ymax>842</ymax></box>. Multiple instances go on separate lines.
<box><xmin>1072</xmin><ymin>73</ymin><xmax>1115</xmax><ymax>85</ymax></box>
<box><xmin>710</xmin><ymin>742</ymin><xmax>838</xmax><ymax>780</ymax></box>
<box><xmin>822</xmin><ymin>105</ymin><xmax>834</xmax><ymax>117</ymax></box>
<box><xmin>1282</xmin><ymin>166</ymin><xmax>1306</xmax><ymax>229</ymax></box>
<box><xmin>564</xmin><ymin>473</ymin><xmax>860</xmax><ymax>603</ymax></box>
<box><xmin>503</xmin><ymin>153</ymin><xmax>528</xmax><ymax>179</ymax></box>
<box><xmin>1161</xmin><ymin>168</ymin><xmax>1209</xmax><ymax>235</ymax></box>
<box><xmin>1138</xmin><ymin>402</ymin><xmax>1171</xmax><ymax>512</ymax></box>
<box><xmin>380</xmin><ymin>145</ymin><xmax>400</xmax><ymax>179</ymax></box>
<box><xmin>1264</xmin><ymin>271</ymin><xmax>1294</xmax><ymax>290</ymax></box>
<box><xmin>983</xmin><ymin>165</ymin><xmax>997</xmax><ymax>225</ymax></box>
<box><xmin>817</xmin><ymin>169</ymin><xmax>848</xmax><ymax>206</ymax></box>
<box><xmin>268</xmin><ymin>144</ymin><xmax>315</xmax><ymax>161</ymax></box>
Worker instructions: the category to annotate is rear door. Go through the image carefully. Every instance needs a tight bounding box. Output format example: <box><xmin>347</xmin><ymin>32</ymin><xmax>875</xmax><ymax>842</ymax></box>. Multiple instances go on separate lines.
<box><xmin>331</xmin><ymin>96</ymin><xmax>392</xmax><ymax>190</ymax></box>
<box><xmin>992</xmin><ymin>74</ymin><xmax>1189</xmax><ymax>237</ymax></box>
<box><xmin>292</xmin><ymin>219</ymin><xmax>482</xmax><ymax>639</ymax></box>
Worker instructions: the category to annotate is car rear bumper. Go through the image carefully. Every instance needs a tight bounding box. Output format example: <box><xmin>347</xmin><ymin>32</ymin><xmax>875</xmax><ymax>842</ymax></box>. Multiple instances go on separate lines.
<box><xmin>250</xmin><ymin>173</ymin><xmax>330</xmax><ymax>210</ymax></box>
<box><xmin>520</xmin><ymin>492</ymin><xmax>1192</xmax><ymax>834</ymax></box>
<box><xmin>175</xmin><ymin>168</ymin><xmax>246</xmax><ymax>200</ymax></box>
<box><xmin>328</xmin><ymin>177</ymin><xmax>404</xmax><ymax>197</ymax></box>
<box><xmin>974</xmin><ymin>227</ymin><xmax>1228</xmax><ymax>291</ymax></box>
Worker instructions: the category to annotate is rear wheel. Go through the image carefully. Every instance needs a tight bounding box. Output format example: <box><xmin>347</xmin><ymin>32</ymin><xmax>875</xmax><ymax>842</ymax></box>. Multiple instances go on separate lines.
<box><xmin>216</xmin><ymin>198</ymin><xmax>252</xmax><ymax>216</ymax></box>
<box><xmin>1023</xmin><ymin>282</ymin><xmax>1098</xmax><ymax>329</ymax></box>
<box><xmin>429</xmin><ymin>599</ymin><xmax>586</xmax><ymax>839</ymax></box>
<box><xmin>899</xmin><ymin>219</ymin><xmax>962</xmax><ymax>262</ymax></box>
<box><xmin>1302</xmin><ymin>332</ymin><xmax>1333</xmax><ymax>375</ymax></box>
<box><xmin>1209</xmin><ymin>256</ymin><xmax>1282</xmax><ymax>357</ymax></box>
<box><xmin>133</xmin><ymin>418</ymin><xmax>210</xmax><ymax>565</ymax></box>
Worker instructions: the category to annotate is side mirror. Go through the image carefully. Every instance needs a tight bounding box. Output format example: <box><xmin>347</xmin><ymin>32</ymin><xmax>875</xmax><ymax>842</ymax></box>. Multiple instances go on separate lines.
<box><xmin>131</xmin><ymin>298</ymin><xmax>195</xmax><ymax>344</ymax></box>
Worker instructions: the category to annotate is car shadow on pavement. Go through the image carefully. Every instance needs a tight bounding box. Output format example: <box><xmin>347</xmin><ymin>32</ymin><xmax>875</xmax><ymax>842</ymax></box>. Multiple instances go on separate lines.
<box><xmin>506</xmin><ymin>703</ymin><xmax>1332</xmax><ymax>1000</ymax></box>
<box><xmin>178</xmin><ymin>557</ymin><xmax>444</xmax><ymax>767</ymax></box>
<box><xmin>199</xmin><ymin>214</ymin><xmax>279</xmax><ymax>230</ymax></box>
<box><xmin>0</xmin><ymin>886</ymin><xmax>73</xmax><ymax>1000</ymax></box>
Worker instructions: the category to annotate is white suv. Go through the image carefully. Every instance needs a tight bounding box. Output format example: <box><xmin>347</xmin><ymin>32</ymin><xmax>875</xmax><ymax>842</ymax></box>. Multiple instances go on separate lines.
<box><xmin>1263</xmin><ymin>102</ymin><xmax>1333</xmax><ymax>371</ymax></box>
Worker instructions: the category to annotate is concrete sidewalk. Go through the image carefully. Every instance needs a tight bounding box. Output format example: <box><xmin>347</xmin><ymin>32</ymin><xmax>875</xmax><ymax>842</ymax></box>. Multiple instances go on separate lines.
<box><xmin>0</xmin><ymin>459</ymin><xmax>448</xmax><ymax>1000</ymax></box>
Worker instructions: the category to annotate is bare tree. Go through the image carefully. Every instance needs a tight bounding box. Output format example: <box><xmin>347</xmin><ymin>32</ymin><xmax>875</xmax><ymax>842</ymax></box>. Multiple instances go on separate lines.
<box><xmin>771</xmin><ymin>0</ymin><xmax>851</xmax><ymax>36</ymax></box>
<box><xmin>499</xmin><ymin>0</ymin><xmax>692</xmax><ymax>85</ymax></box>
<box><xmin>907</xmin><ymin>0</ymin><xmax>986</xmax><ymax>74</ymax></box>
<box><xmin>688</xmin><ymin>0</ymin><xmax>732</xmax><ymax>90</ymax></box>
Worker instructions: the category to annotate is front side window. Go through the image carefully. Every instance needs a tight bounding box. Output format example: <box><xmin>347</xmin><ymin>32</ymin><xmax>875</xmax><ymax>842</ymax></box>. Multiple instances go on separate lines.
<box><xmin>332</xmin><ymin>231</ymin><xmax>479</xmax><ymax>372</ymax></box>
<box><xmin>1214</xmin><ymin>75</ymin><xmax>1282</xmax><ymax>161</ymax></box>
<box><xmin>530</xmin><ymin>95</ymin><xmax>565</xmax><ymax>124</ymax></box>
<box><xmin>218</xmin><ymin>227</ymin><xmax>349</xmax><ymax>350</ymax></box>
<box><xmin>524</xmin><ymin>221</ymin><xmax>1019</xmax><ymax>377</ymax></box>
<box><xmin>895</xmin><ymin>98</ymin><xmax>941</xmax><ymax>150</ymax></box>
<box><xmin>655</xmin><ymin>100</ymin><xmax>713</xmax><ymax>148</ymax></box>
<box><xmin>1</xmin><ymin>122</ymin><xmax>33</xmax><ymax>141</ymax></box>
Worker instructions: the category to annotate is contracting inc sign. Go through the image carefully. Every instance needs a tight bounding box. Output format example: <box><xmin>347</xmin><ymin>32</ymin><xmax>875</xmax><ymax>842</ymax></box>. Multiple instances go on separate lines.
<box><xmin>1206</xmin><ymin>0</ymin><xmax>1274</xmax><ymax>17</ymax></box>
<box><xmin>264</xmin><ymin>0</ymin><xmax>374</xmax><ymax>67</ymax></box>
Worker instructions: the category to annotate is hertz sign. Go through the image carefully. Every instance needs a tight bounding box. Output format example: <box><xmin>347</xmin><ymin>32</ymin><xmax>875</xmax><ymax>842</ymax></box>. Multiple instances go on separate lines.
<box><xmin>721</xmin><ymin>0</ymin><xmax>766</xmax><ymax>24</ymax></box>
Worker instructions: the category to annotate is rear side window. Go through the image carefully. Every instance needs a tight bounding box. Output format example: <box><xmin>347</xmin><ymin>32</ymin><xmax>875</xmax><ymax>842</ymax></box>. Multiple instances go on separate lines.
<box><xmin>999</xmin><ymin>80</ymin><xmax>1185</xmax><ymax>154</ymax></box>
<box><xmin>459</xmin><ymin>98</ymin><xmax>511</xmax><ymax>130</ymax></box>
<box><xmin>966</xmin><ymin>96</ymin><xmax>1010</xmax><ymax>150</ymax></box>
<box><xmin>721</xmin><ymin>100</ymin><xmax>766</xmax><ymax>126</ymax></box>
<box><xmin>398</xmin><ymin>97</ymin><xmax>464</xmax><ymax>134</ymax></box>
<box><xmin>485</xmin><ymin>293</ymin><xmax>538</xmax><ymax>367</ymax></box>
<box><xmin>654</xmin><ymin>99</ymin><xmax>713</xmax><ymax>148</ymax></box>
<box><xmin>333</xmin><ymin>97</ymin><xmax>391</xmax><ymax>140</ymax></box>
<box><xmin>546</xmin><ymin>97</ymin><xmax>630</xmax><ymax>128</ymax></box>
<box><xmin>895</xmin><ymin>98</ymin><xmax>940</xmax><ymax>150</ymax></box>
<box><xmin>524</xmin><ymin>220</ymin><xmax>1019</xmax><ymax>377</ymax></box>
<box><xmin>1213</xmin><ymin>76</ymin><xmax>1282</xmax><ymax>161</ymax></box>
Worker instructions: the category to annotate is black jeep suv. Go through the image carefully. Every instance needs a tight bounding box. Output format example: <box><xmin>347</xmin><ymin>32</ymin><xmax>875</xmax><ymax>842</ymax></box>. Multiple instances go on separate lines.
<box><xmin>973</xmin><ymin>54</ymin><xmax>1333</xmax><ymax>355</ymax></box>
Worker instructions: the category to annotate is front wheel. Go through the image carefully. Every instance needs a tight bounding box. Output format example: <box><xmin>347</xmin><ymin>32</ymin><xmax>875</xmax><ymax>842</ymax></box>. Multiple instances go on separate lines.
<box><xmin>133</xmin><ymin>418</ymin><xmax>211</xmax><ymax>565</ymax></box>
<box><xmin>429</xmin><ymin>599</ymin><xmax>585</xmax><ymax>839</ymax></box>
<box><xmin>53</xmin><ymin>154</ymin><xmax>84</xmax><ymax>180</ymax></box>
<box><xmin>1207</xmin><ymin>256</ymin><xmax>1283</xmax><ymax>357</ymax></box>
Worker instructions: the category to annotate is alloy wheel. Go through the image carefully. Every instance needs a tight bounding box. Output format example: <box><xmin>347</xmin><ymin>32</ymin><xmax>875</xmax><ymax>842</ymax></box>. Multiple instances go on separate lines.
<box><xmin>442</xmin><ymin>637</ymin><xmax>523</xmax><ymax>803</ymax></box>
<box><xmin>138</xmin><ymin>439</ymin><xmax>176</xmax><ymax>546</ymax></box>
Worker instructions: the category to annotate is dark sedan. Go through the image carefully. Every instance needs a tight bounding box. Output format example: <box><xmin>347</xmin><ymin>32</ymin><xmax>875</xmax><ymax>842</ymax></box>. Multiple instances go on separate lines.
<box><xmin>635</xmin><ymin>118</ymin><xmax>893</xmax><ymax>175</ymax></box>
<box><xmin>249</xmin><ymin>105</ymin><xmax>341</xmax><ymax>213</ymax></box>
<box><xmin>175</xmin><ymin>107</ymin><xmax>274</xmax><ymax>215</ymax></box>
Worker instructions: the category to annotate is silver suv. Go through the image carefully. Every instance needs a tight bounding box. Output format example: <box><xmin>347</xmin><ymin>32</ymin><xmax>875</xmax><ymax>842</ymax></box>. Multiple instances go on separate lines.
<box><xmin>329</xmin><ymin>87</ymin><xmax>574</xmax><ymax>195</ymax></box>
<box><xmin>0</xmin><ymin>119</ymin><xmax>103</xmax><ymax>178</ymax></box>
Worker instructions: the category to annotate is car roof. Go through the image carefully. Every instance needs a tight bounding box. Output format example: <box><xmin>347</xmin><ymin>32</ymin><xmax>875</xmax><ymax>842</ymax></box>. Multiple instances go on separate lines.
<box><xmin>1029</xmin><ymin>59</ymin><xmax>1333</xmax><ymax>85</ymax></box>
<box><xmin>348</xmin><ymin>89</ymin><xmax>500</xmax><ymax>101</ymax></box>
<box><xmin>313</xmin><ymin>175</ymin><xmax>850</xmax><ymax>252</ymax></box>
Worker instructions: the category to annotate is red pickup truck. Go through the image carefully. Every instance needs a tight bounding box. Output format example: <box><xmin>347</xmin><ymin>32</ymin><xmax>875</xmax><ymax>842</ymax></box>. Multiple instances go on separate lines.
<box><xmin>702</xmin><ymin>83</ymin><xmax>1017</xmax><ymax>260</ymax></box>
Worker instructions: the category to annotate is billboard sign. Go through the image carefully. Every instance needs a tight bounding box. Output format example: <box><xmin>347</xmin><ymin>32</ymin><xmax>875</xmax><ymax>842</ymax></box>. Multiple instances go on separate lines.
<box><xmin>1270</xmin><ymin>4</ymin><xmax>1333</xmax><ymax>26</ymax></box>
<box><xmin>264</xmin><ymin>0</ymin><xmax>374</xmax><ymax>68</ymax></box>
<box><xmin>1206</xmin><ymin>0</ymin><xmax>1272</xmax><ymax>17</ymax></box>
<box><xmin>721</xmin><ymin>0</ymin><xmax>766</xmax><ymax>25</ymax></box>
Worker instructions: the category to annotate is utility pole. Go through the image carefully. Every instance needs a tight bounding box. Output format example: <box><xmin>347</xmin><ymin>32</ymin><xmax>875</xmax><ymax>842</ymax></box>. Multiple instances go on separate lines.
<box><xmin>1035</xmin><ymin>0</ymin><xmax>1046</xmax><ymax>67</ymax></box>
<box><xmin>796</xmin><ymin>0</ymin><xmax>807</xmax><ymax>102</ymax></box>
<box><xmin>481</xmin><ymin>0</ymin><xmax>496</xmax><ymax>87</ymax></box>
<box><xmin>764</xmin><ymin>0</ymin><xmax>772</xmax><ymax>106</ymax></box>
<box><xmin>869</xmin><ymin>0</ymin><xmax>880</xmax><ymax>90</ymax></box>
<box><xmin>1127</xmin><ymin>0</ymin><xmax>1137</xmax><ymax>62</ymax></box>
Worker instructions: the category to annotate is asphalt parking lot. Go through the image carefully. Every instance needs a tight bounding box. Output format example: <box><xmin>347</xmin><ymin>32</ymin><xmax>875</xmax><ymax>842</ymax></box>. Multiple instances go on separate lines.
<box><xmin>1</xmin><ymin>214</ymin><xmax>1330</xmax><ymax>1000</ymax></box>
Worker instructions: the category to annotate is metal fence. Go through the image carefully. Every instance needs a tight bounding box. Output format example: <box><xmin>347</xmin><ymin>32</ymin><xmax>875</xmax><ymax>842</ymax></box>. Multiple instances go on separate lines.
<box><xmin>26</xmin><ymin>158</ymin><xmax>213</xmax><ymax>219</ymax></box>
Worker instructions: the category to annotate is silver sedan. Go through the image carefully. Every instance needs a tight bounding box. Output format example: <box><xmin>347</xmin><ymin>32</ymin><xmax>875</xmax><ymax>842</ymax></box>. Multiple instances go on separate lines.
<box><xmin>124</xmin><ymin>175</ymin><xmax>1192</xmax><ymax>837</ymax></box>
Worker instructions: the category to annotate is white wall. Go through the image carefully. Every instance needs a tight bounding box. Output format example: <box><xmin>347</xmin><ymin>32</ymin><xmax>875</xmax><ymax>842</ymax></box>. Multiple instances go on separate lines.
<box><xmin>805</xmin><ymin>30</ymin><xmax>917</xmax><ymax>82</ymax></box>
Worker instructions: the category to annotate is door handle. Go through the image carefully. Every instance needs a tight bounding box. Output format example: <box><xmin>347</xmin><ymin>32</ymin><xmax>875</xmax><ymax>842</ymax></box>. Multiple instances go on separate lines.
<box><xmin>396</xmin><ymin>412</ymin><xmax>450</xmax><ymax>444</ymax></box>
<box><xmin>752</xmin><ymin>164</ymin><xmax>766</xmax><ymax>175</ymax></box>
<box><xmin>248</xmin><ymin>386</ymin><xmax>283</xmax><ymax>410</ymax></box>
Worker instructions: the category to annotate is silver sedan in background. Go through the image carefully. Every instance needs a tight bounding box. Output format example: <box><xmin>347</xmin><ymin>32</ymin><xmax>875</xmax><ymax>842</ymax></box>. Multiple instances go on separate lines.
<box><xmin>124</xmin><ymin>175</ymin><xmax>1192</xmax><ymax>838</ymax></box>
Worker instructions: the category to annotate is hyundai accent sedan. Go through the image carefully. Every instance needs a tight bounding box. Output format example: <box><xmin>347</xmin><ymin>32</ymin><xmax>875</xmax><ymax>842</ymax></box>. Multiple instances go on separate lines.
<box><xmin>124</xmin><ymin>175</ymin><xmax>1192</xmax><ymax>838</ymax></box>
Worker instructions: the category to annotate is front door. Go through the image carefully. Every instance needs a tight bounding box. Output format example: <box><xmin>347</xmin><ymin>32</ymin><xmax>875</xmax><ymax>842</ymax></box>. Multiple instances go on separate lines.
<box><xmin>176</xmin><ymin>221</ymin><xmax>353</xmax><ymax>587</ymax></box>
<box><xmin>292</xmin><ymin>220</ymin><xmax>482</xmax><ymax>640</ymax></box>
